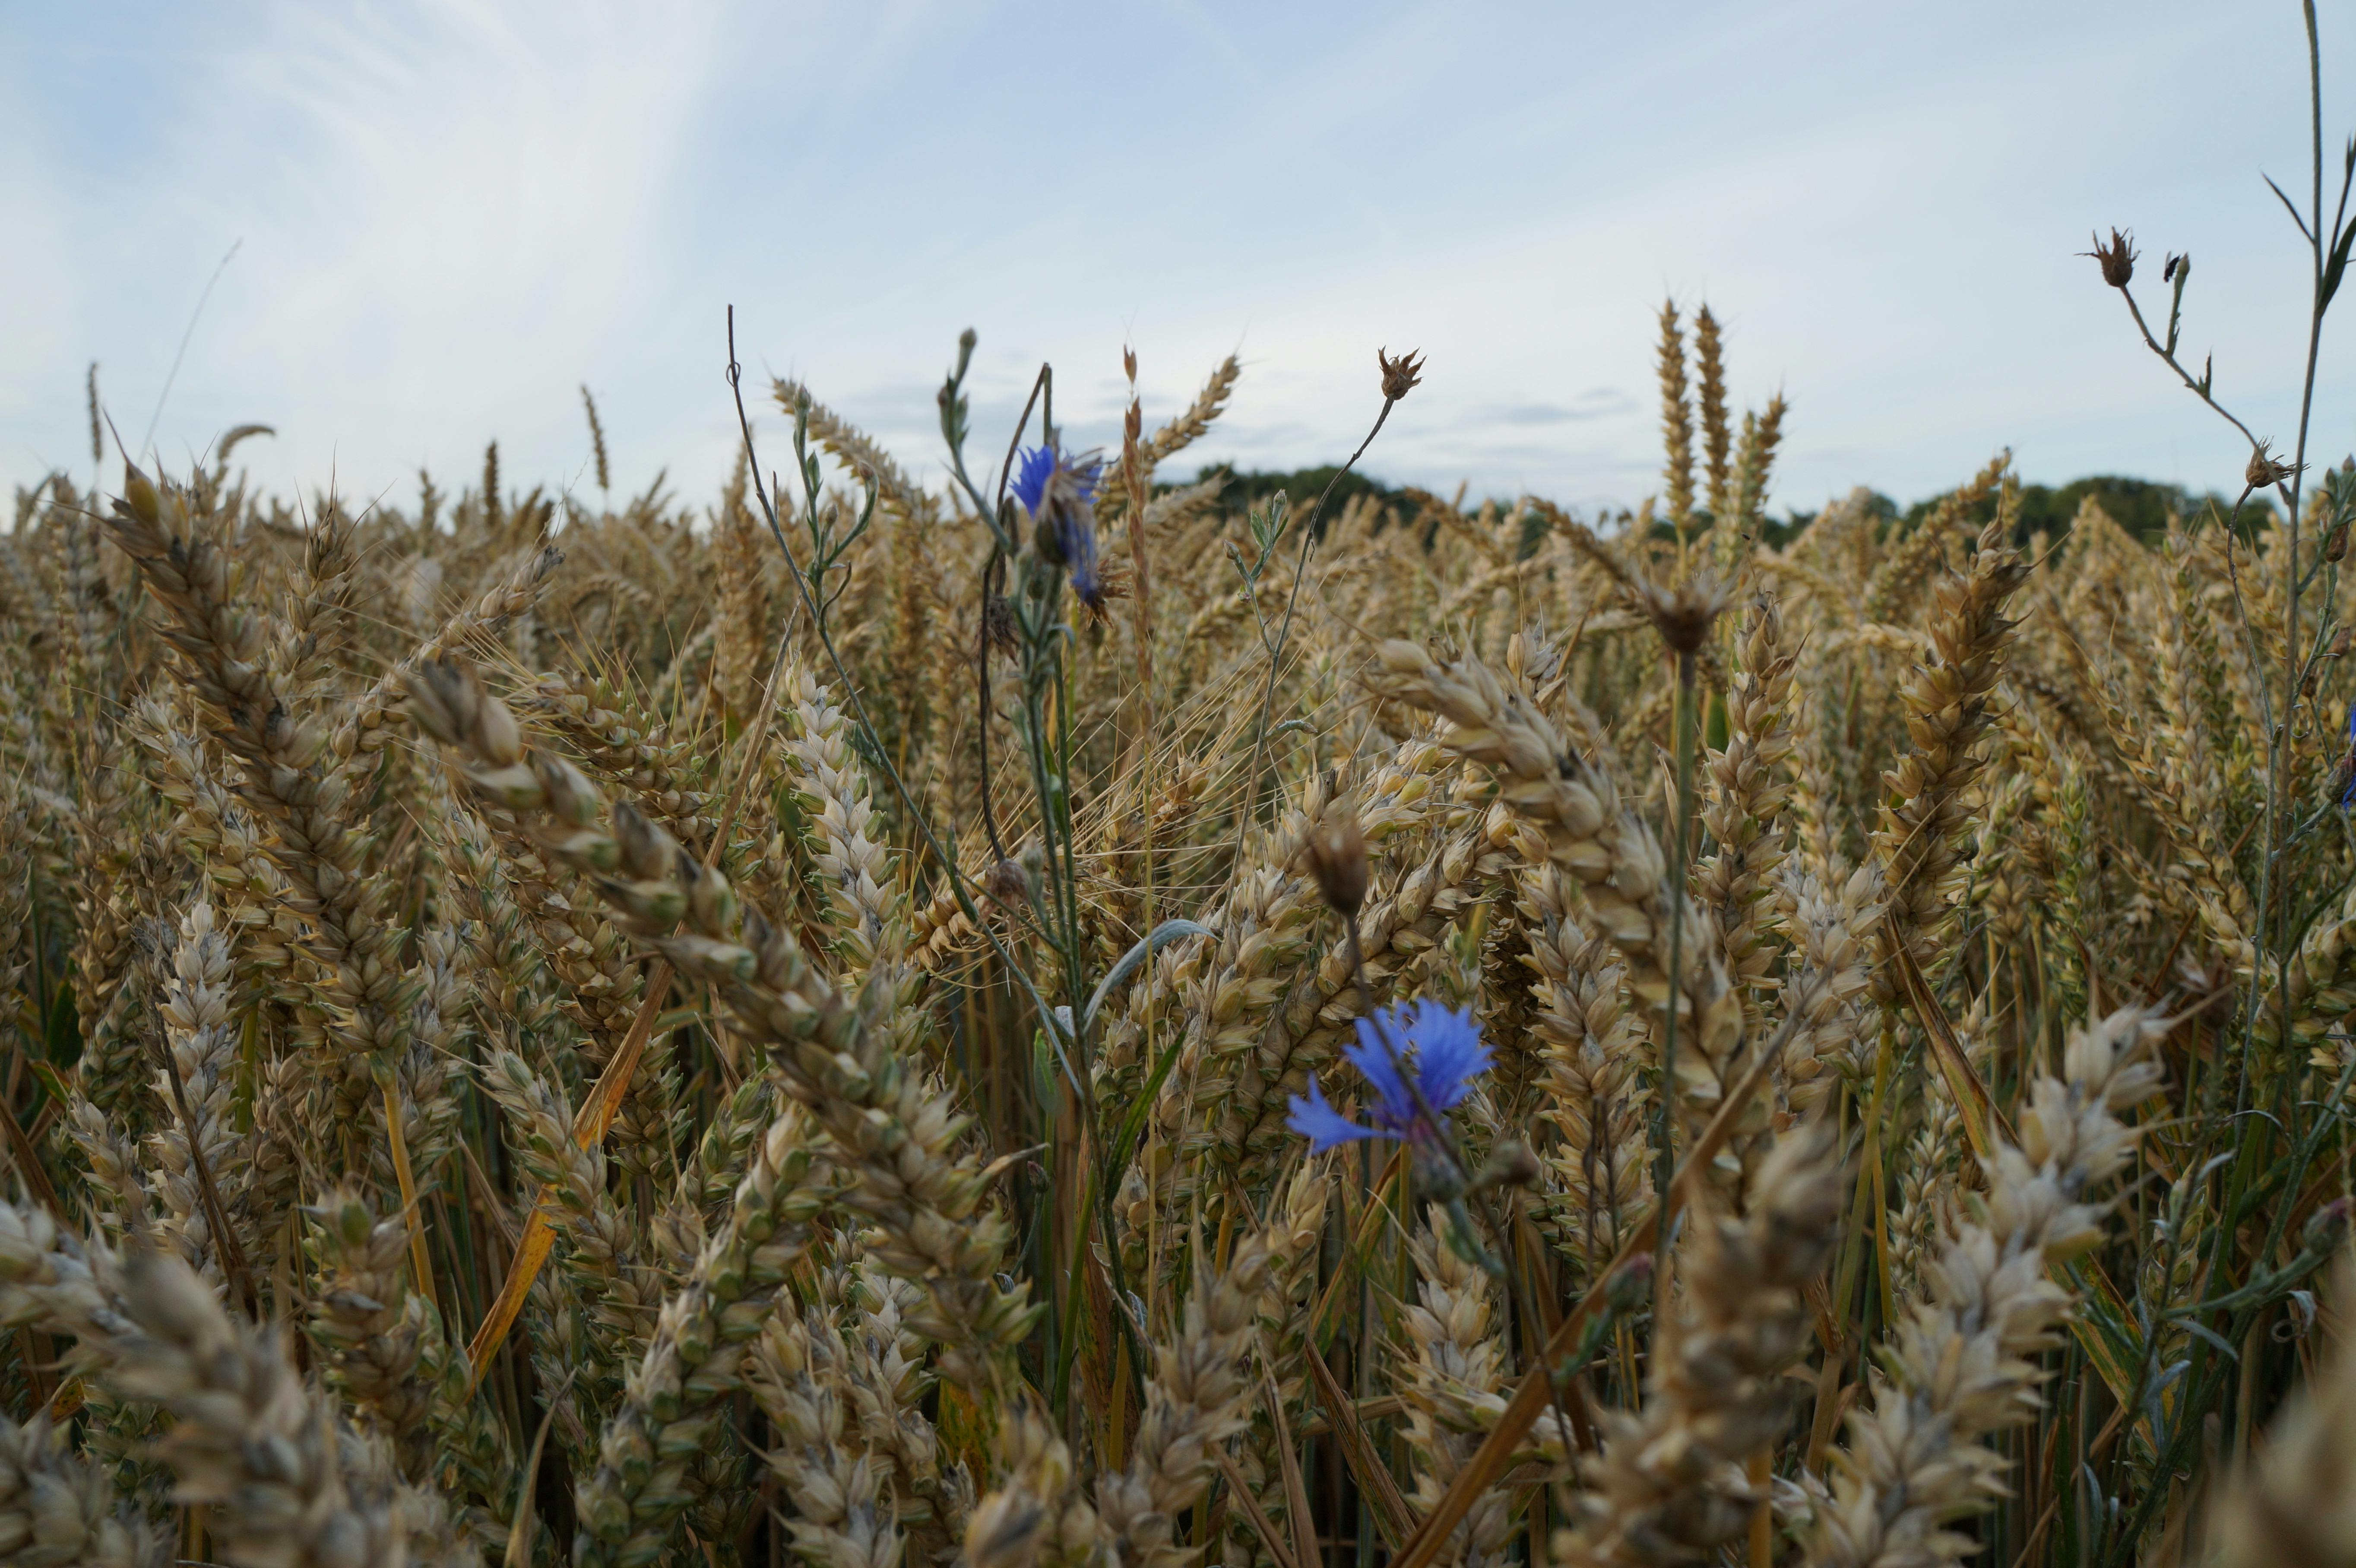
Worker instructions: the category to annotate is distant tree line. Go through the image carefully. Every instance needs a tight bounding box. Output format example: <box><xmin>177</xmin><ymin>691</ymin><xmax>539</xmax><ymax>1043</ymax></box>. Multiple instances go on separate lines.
<box><xmin>1182</xmin><ymin>464</ymin><xmax>2277</xmax><ymax>551</ymax></box>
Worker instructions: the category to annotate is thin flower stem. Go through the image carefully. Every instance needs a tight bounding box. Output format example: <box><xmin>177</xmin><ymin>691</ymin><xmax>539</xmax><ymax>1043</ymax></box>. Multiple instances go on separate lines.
<box><xmin>2113</xmin><ymin>288</ymin><xmax>2276</xmax><ymax>470</ymax></box>
<box><xmin>723</xmin><ymin>309</ymin><xmax>1063</xmax><ymax>1053</ymax></box>
<box><xmin>1237</xmin><ymin>396</ymin><xmax>1396</xmax><ymax>839</ymax></box>
<box><xmin>1654</xmin><ymin>649</ymin><xmax>1698</xmax><ymax>1328</ymax></box>
<box><xmin>972</xmin><ymin>364</ymin><xmax>1053</xmax><ymax>869</ymax></box>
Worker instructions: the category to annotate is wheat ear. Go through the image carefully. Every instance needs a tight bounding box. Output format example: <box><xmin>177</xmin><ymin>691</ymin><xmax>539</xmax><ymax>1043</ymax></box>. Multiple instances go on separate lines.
<box><xmin>404</xmin><ymin>656</ymin><xmax>1033</xmax><ymax>1397</ymax></box>
<box><xmin>0</xmin><ymin>1411</ymin><xmax>163</xmax><ymax>1568</ymax></box>
<box><xmin>572</xmin><ymin>1100</ymin><xmax>838</xmax><ymax>1568</ymax></box>
<box><xmin>1556</xmin><ymin>1127</ymin><xmax>1842</xmax><ymax>1566</ymax></box>
<box><xmin>1802</xmin><ymin>1006</ymin><xmax>2166</xmax><ymax>1567</ymax></box>
<box><xmin>1369</xmin><ymin>642</ymin><xmax>1748</xmax><ymax>1165</ymax></box>
<box><xmin>1097</xmin><ymin>1229</ymin><xmax>1279</xmax><ymax>1568</ymax></box>
<box><xmin>0</xmin><ymin>1198</ymin><xmax>471</xmax><ymax>1568</ymax></box>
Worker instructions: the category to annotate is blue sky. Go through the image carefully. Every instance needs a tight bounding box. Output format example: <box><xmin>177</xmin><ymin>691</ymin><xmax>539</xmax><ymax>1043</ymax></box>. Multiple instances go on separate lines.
<box><xmin>4</xmin><ymin>1</ymin><xmax>2352</xmax><ymax>520</ymax></box>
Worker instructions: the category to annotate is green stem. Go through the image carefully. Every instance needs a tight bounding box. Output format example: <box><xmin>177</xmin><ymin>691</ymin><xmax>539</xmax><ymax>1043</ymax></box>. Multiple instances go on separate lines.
<box><xmin>1653</xmin><ymin>650</ymin><xmax>1699</xmax><ymax>1327</ymax></box>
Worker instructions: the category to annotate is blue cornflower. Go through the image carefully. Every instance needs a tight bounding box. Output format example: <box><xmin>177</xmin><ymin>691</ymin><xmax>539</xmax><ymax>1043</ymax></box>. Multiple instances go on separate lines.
<box><xmin>1286</xmin><ymin>999</ymin><xmax>1491</xmax><ymax>1153</ymax></box>
<box><xmin>1011</xmin><ymin>441</ymin><xmax>1108</xmax><ymax>618</ymax></box>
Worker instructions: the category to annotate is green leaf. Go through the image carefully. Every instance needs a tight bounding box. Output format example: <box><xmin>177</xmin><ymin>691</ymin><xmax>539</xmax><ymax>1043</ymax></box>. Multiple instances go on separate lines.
<box><xmin>26</xmin><ymin>1059</ymin><xmax>70</xmax><ymax>1109</ymax></box>
<box><xmin>2320</xmin><ymin>213</ymin><xmax>2356</xmax><ymax>316</ymax></box>
<box><xmin>1111</xmin><ymin>1033</ymin><xmax>1189</xmax><ymax>1174</ymax></box>
<box><xmin>1080</xmin><ymin>918</ymin><xmax>1213</xmax><ymax>1039</ymax></box>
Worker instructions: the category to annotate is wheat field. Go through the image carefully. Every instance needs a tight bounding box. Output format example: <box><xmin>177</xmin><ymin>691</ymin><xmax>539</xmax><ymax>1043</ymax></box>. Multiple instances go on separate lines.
<box><xmin>7</xmin><ymin>100</ymin><xmax>2356</xmax><ymax>1568</ymax></box>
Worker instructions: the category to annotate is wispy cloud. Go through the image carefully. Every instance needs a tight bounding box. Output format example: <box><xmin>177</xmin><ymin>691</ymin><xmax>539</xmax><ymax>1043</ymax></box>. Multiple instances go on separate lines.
<box><xmin>3</xmin><ymin>0</ymin><xmax>2349</xmax><ymax>520</ymax></box>
<box><xmin>1482</xmin><ymin>392</ymin><xmax>1634</xmax><ymax>428</ymax></box>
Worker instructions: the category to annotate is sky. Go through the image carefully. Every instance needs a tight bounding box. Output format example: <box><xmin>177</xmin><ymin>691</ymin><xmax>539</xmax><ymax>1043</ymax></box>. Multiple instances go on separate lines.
<box><xmin>3</xmin><ymin>0</ymin><xmax>2353</xmax><ymax>523</ymax></box>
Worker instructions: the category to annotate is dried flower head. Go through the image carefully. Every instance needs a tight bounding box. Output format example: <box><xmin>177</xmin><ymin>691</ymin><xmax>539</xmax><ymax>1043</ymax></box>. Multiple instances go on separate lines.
<box><xmin>1638</xmin><ymin>570</ymin><xmax>1735</xmax><ymax>657</ymax></box>
<box><xmin>2084</xmin><ymin>227</ymin><xmax>2137</xmax><ymax>288</ymax></box>
<box><xmin>1012</xmin><ymin>439</ymin><xmax>1108</xmax><ymax>617</ymax></box>
<box><xmin>2248</xmin><ymin>441</ymin><xmax>2299</xmax><ymax>491</ymax></box>
<box><xmin>1305</xmin><ymin>815</ymin><xmax>1369</xmax><ymax>915</ymax></box>
<box><xmin>1378</xmin><ymin>347</ymin><xmax>1426</xmax><ymax>402</ymax></box>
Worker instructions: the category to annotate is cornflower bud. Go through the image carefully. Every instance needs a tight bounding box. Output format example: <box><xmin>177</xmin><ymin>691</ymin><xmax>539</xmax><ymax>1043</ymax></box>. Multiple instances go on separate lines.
<box><xmin>1305</xmin><ymin>816</ymin><xmax>1369</xmax><ymax>915</ymax></box>
<box><xmin>1474</xmin><ymin>1140</ymin><xmax>1542</xmax><ymax>1192</ymax></box>
<box><xmin>985</xmin><ymin>857</ymin><xmax>1031</xmax><ymax>910</ymax></box>
<box><xmin>2304</xmin><ymin>1196</ymin><xmax>2351</xmax><ymax>1256</ymax></box>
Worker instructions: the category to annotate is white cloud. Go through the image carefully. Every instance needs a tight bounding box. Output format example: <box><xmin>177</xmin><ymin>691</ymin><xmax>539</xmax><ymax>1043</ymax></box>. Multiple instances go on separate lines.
<box><xmin>3</xmin><ymin>0</ymin><xmax>2351</xmax><ymax>520</ymax></box>
<box><xmin>2</xmin><ymin>0</ymin><xmax>744</xmax><ymax>506</ymax></box>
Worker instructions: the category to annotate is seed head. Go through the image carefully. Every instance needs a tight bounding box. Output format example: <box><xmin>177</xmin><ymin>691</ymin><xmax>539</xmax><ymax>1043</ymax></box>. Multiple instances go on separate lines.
<box><xmin>1305</xmin><ymin>816</ymin><xmax>1369</xmax><ymax>916</ymax></box>
<box><xmin>2084</xmin><ymin>228</ymin><xmax>2137</xmax><ymax>288</ymax></box>
<box><xmin>402</xmin><ymin>656</ymin><xmax>519</xmax><ymax>763</ymax></box>
<box><xmin>1378</xmin><ymin>347</ymin><xmax>1425</xmax><ymax>402</ymax></box>
<box><xmin>117</xmin><ymin>460</ymin><xmax>162</xmax><ymax>528</ymax></box>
